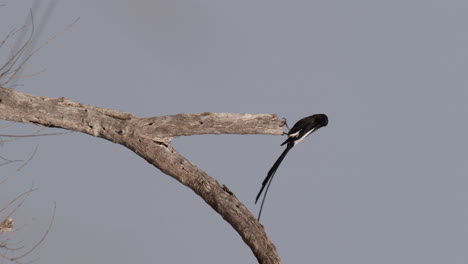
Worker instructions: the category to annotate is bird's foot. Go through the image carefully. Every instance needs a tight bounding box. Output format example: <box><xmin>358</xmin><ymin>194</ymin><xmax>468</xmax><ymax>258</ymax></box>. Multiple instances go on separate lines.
<box><xmin>283</xmin><ymin>118</ymin><xmax>290</xmax><ymax>131</ymax></box>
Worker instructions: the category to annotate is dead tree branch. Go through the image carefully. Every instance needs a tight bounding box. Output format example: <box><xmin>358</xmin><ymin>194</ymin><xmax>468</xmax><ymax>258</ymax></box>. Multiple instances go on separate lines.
<box><xmin>0</xmin><ymin>87</ymin><xmax>284</xmax><ymax>264</ymax></box>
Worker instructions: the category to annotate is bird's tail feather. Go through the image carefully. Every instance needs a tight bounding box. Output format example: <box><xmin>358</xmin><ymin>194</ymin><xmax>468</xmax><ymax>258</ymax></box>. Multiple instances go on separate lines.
<box><xmin>255</xmin><ymin>143</ymin><xmax>293</xmax><ymax>204</ymax></box>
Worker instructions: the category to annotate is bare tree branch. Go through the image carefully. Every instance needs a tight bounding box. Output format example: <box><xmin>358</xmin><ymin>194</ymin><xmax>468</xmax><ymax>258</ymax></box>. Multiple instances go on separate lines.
<box><xmin>0</xmin><ymin>10</ymin><xmax>35</xmax><ymax>86</ymax></box>
<box><xmin>0</xmin><ymin>184</ymin><xmax>37</xmax><ymax>217</ymax></box>
<box><xmin>0</xmin><ymin>184</ymin><xmax>40</xmax><ymax>264</ymax></box>
<box><xmin>0</xmin><ymin>87</ymin><xmax>284</xmax><ymax>264</ymax></box>
<box><xmin>11</xmin><ymin>203</ymin><xmax>56</xmax><ymax>261</ymax></box>
<box><xmin>0</xmin><ymin>145</ymin><xmax>38</xmax><ymax>185</ymax></box>
<box><xmin>0</xmin><ymin>5</ymin><xmax>78</xmax><ymax>88</ymax></box>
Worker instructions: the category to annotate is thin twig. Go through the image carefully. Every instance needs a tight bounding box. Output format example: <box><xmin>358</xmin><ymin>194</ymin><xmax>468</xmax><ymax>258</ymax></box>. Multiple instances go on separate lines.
<box><xmin>0</xmin><ymin>156</ymin><xmax>23</xmax><ymax>167</ymax></box>
<box><xmin>0</xmin><ymin>145</ymin><xmax>40</xmax><ymax>184</ymax></box>
<box><xmin>15</xmin><ymin>145</ymin><xmax>38</xmax><ymax>172</ymax></box>
<box><xmin>0</xmin><ymin>185</ymin><xmax>37</xmax><ymax>216</ymax></box>
<box><xmin>2</xmin><ymin>16</ymin><xmax>80</xmax><ymax>86</ymax></box>
<box><xmin>0</xmin><ymin>131</ymin><xmax>73</xmax><ymax>138</ymax></box>
<box><xmin>0</xmin><ymin>10</ymin><xmax>35</xmax><ymax>82</ymax></box>
<box><xmin>11</xmin><ymin>202</ymin><xmax>56</xmax><ymax>261</ymax></box>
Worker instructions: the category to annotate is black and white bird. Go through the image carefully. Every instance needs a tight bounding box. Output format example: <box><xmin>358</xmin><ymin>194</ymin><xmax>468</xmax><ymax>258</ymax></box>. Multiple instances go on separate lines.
<box><xmin>255</xmin><ymin>114</ymin><xmax>328</xmax><ymax>220</ymax></box>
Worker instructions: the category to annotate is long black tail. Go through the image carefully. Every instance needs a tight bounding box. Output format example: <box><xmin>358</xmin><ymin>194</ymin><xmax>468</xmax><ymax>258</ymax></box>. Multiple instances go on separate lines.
<box><xmin>255</xmin><ymin>142</ymin><xmax>294</xmax><ymax>219</ymax></box>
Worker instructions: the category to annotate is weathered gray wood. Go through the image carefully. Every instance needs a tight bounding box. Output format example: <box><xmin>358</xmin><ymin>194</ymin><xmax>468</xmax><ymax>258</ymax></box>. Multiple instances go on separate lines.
<box><xmin>0</xmin><ymin>87</ymin><xmax>284</xmax><ymax>264</ymax></box>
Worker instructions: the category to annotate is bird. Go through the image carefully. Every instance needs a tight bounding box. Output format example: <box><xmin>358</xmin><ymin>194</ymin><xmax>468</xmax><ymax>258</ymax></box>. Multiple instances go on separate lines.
<box><xmin>255</xmin><ymin>114</ymin><xmax>328</xmax><ymax>220</ymax></box>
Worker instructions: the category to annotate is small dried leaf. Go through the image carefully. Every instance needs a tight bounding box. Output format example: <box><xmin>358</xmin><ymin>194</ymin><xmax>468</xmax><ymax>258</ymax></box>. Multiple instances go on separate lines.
<box><xmin>0</xmin><ymin>217</ymin><xmax>13</xmax><ymax>234</ymax></box>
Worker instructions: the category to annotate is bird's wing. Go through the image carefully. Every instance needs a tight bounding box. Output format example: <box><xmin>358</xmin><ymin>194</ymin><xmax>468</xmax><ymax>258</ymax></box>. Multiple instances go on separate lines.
<box><xmin>293</xmin><ymin>127</ymin><xmax>316</xmax><ymax>145</ymax></box>
<box><xmin>281</xmin><ymin>129</ymin><xmax>302</xmax><ymax>146</ymax></box>
<box><xmin>288</xmin><ymin>130</ymin><xmax>301</xmax><ymax>138</ymax></box>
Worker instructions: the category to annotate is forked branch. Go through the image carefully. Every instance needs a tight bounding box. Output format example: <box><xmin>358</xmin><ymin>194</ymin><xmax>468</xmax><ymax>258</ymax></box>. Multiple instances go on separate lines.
<box><xmin>0</xmin><ymin>87</ymin><xmax>284</xmax><ymax>264</ymax></box>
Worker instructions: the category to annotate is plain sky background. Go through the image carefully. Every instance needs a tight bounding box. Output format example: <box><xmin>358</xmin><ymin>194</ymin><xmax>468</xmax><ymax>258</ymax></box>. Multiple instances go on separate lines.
<box><xmin>1</xmin><ymin>0</ymin><xmax>467</xmax><ymax>263</ymax></box>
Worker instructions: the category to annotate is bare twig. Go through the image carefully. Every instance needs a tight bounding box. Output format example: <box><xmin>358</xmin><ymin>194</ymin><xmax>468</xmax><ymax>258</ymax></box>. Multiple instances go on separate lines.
<box><xmin>0</xmin><ymin>184</ymin><xmax>39</xmax><ymax>264</ymax></box>
<box><xmin>0</xmin><ymin>156</ymin><xmax>23</xmax><ymax>167</ymax></box>
<box><xmin>11</xmin><ymin>203</ymin><xmax>56</xmax><ymax>261</ymax></box>
<box><xmin>15</xmin><ymin>145</ymin><xmax>37</xmax><ymax>172</ymax></box>
<box><xmin>0</xmin><ymin>27</ymin><xmax>27</xmax><ymax>50</ymax></box>
<box><xmin>0</xmin><ymin>146</ymin><xmax>39</xmax><ymax>184</ymax></box>
<box><xmin>0</xmin><ymin>131</ymin><xmax>73</xmax><ymax>138</ymax></box>
<box><xmin>0</xmin><ymin>3</ymin><xmax>78</xmax><ymax>87</ymax></box>
<box><xmin>0</xmin><ymin>184</ymin><xmax>37</xmax><ymax>217</ymax></box>
<box><xmin>0</xmin><ymin>10</ymin><xmax>35</xmax><ymax>84</ymax></box>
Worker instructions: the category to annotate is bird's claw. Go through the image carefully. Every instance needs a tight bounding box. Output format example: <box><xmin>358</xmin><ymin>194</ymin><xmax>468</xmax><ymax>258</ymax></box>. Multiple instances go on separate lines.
<box><xmin>283</xmin><ymin>118</ymin><xmax>290</xmax><ymax>131</ymax></box>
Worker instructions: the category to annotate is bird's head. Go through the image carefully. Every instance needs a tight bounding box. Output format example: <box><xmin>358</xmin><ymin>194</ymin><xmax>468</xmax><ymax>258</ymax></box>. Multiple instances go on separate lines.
<box><xmin>314</xmin><ymin>114</ymin><xmax>328</xmax><ymax>128</ymax></box>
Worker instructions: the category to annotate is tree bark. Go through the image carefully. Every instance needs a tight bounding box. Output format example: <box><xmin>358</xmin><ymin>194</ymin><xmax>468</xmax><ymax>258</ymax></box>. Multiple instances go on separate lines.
<box><xmin>0</xmin><ymin>87</ymin><xmax>284</xmax><ymax>264</ymax></box>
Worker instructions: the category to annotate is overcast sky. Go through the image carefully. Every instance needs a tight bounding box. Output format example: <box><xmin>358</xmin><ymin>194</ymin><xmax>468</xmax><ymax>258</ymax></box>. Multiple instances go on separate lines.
<box><xmin>1</xmin><ymin>1</ymin><xmax>467</xmax><ymax>263</ymax></box>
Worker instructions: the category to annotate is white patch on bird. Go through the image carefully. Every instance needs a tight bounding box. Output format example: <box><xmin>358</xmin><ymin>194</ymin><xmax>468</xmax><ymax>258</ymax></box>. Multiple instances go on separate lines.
<box><xmin>293</xmin><ymin>128</ymin><xmax>316</xmax><ymax>145</ymax></box>
<box><xmin>289</xmin><ymin>130</ymin><xmax>301</xmax><ymax>138</ymax></box>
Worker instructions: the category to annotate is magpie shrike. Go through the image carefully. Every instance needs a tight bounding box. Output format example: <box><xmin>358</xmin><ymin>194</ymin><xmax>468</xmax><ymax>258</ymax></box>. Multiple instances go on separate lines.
<box><xmin>255</xmin><ymin>114</ymin><xmax>328</xmax><ymax>220</ymax></box>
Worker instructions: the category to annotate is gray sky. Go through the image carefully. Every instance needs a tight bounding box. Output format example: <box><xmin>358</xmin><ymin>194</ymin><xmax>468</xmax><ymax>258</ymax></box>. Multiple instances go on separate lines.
<box><xmin>1</xmin><ymin>0</ymin><xmax>467</xmax><ymax>263</ymax></box>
